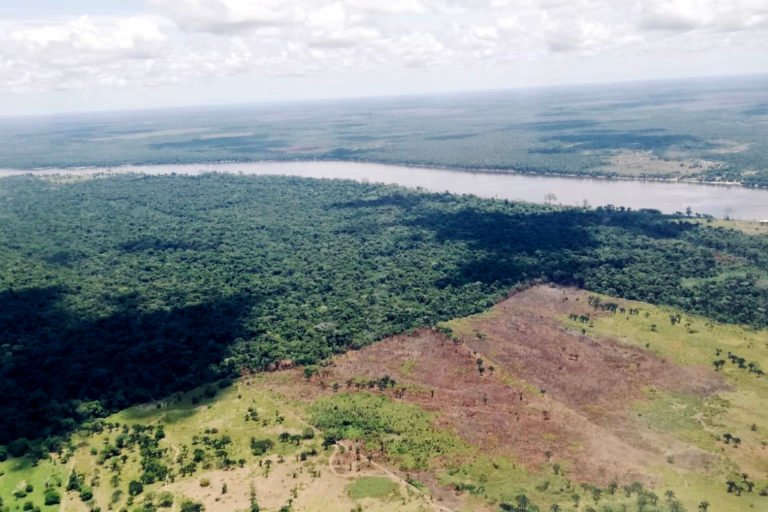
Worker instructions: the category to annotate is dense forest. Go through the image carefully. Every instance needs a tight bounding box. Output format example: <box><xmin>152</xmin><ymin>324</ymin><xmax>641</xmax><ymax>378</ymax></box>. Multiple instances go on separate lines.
<box><xmin>1</xmin><ymin>174</ymin><xmax>767</xmax><ymax>450</ymax></box>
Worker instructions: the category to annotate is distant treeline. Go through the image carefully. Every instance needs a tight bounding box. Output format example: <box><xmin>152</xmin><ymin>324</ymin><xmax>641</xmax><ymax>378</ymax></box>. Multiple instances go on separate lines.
<box><xmin>1</xmin><ymin>174</ymin><xmax>766</xmax><ymax>449</ymax></box>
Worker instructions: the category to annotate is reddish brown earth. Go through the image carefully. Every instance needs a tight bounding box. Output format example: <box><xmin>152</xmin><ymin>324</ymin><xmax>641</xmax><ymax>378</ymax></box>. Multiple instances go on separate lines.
<box><xmin>266</xmin><ymin>285</ymin><xmax>725</xmax><ymax>489</ymax></box>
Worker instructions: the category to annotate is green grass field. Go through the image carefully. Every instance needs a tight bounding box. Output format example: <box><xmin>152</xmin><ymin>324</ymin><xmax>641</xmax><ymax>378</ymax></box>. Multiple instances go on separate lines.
<box><xmin>347</xmin><ymin>476</ymin><xmax>401</xmax><ymax>500</ymax></box>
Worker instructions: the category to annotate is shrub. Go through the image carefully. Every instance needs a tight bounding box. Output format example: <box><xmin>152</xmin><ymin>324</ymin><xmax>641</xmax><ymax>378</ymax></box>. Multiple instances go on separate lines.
<box><xmin>250</xmin><ymin>438</ymin><xmax>274</xmax><ymax>456</ymax></box>
<box><xmin>79</xmin><ymin>486</ymin><xmax>94</xmax><ymax>501</ymax></box>
<box><xmin>157</xmin><ymin>492</ymin><xmax>174</xmax><ymax>508</ymax></box>
<box><xmin>44</xmin><ymin>489</ymin><xmax>62</xmax><ymax>506</ymax></box>
<box><xmin>180</xmin><ymin>500</ymin><xmax>205</xmax><ymax>512</ymax></box>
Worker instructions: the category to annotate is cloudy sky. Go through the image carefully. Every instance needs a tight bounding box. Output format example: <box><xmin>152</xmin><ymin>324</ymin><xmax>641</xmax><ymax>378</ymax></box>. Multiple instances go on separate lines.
<box><xmin>1</xmin><ymin>0</ymin><xmax>767</xmax><ymax>115</ymax></box>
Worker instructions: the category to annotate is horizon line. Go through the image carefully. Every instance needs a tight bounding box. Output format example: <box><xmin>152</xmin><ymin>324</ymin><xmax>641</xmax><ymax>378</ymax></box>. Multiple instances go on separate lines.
<box><xmin>2</xmin><ymin>71</ymin><xmax>767</xmax><ymax>121</ymax></box>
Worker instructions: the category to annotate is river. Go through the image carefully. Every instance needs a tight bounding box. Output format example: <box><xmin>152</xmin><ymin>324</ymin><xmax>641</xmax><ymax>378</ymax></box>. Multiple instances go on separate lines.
<box><xmin>1</xmin><ymin>160</ymin><xmax>767</xmax><ymax>220</ymax></box>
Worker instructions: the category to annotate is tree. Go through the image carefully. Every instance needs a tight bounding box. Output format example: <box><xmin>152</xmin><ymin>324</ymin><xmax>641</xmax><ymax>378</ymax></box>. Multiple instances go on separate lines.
<box><xmin>251</xmin><ymin>438</ymin><xmax>274</xmax><ymax>456</ymax></box>
<box><xmin>726</xmin><ymin>480</ymin><xmax>743</xmax><ymax>495</ymax></box>
<box><xmin>128</xmin><ymin>480</ymin><xmax>144</xmax><ymax>496</ymax></box>
<box><xmin>698</xmin><ymin>501</ymin><xmax>710</xmax><ymax>512</ymax></box>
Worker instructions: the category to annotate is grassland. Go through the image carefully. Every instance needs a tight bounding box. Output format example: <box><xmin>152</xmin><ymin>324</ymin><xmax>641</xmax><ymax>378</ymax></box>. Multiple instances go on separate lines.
<box><xmin>692</xmin><ymin>217</ymin><xmax>768</xmax><ymax>235</ymax></box>
<box><xmin>3</xmin><ymin>285</ymin><xmax>768</xmax><ymax>511</ymax></box>
<box><xmin>0</xmin><ymin>379</ymin><xmax>439</xmax><ymax>512</ymax></box>
<box><xmin>347</xmin><ymin>477</ymin><xmax>400</xmax><ymax>500</ymax></box>
<box><xmin>562</xmin><ymin>289</ymin><xmax>768</xmax><ymax>509</ymax></box>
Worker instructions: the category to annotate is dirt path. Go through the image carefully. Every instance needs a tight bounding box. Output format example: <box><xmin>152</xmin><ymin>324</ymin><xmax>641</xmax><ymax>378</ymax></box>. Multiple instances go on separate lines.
<box><xmin>60</xmin><ymin>458</ymin><xmax>75</xmax><ymax>512</ymax></box>
<box><xmin>368</xmin><ymin>456</ymin><xmax>455</xmax><ymax>512</ymax></box>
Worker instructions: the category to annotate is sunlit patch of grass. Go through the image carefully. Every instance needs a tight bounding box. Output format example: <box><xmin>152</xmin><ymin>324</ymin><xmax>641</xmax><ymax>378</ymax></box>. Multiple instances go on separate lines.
<box><xmin>347</xmin><ymin>476</ymin><xmax>401</xmax><ymax>500</ymax></box>
<box><xmin>310</xmin><ymin>392</ymin><xmax>468</xmax><ymax>471</ymax></box>
<box><xmin>0</xmin><ymin>458</ymin><xmax>65</xmax><ymax>511</ymax></box>
<box><xmin>440</xmin><ymin>305</ymin><xmax>504</xmax><ymax>339</ymax></box>
<box><xmin>634</xmin><ymin>390</ymin><xmax>723</xmax><ymax>451</ymax></box>
<box><xmin>653</xmin><ymin>466</ymin><xmax>768</xmax><ymax>512</ymax></box>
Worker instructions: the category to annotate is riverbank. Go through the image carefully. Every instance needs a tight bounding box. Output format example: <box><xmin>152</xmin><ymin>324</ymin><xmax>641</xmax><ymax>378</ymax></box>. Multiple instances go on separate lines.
<box><xmin>1</xmin><ymin>160</ymin><xmax>766</xmax><ymax>220</ymax></box>
<box><xmin>0</xmin><ymin>157</ymin><xmax>756</xmax><ymax>189</ymax></box>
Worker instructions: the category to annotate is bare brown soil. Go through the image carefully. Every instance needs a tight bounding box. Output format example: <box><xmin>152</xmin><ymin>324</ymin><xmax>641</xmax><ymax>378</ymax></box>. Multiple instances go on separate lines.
<box><xmin>267</xmin><ymin>285</ymin><xmax>725</xmax><ymax>489</ymax></box>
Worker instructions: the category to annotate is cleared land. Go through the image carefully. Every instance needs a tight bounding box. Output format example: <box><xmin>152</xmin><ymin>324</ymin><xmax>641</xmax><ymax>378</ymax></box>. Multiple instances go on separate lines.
<box><xmin>267</xmin><ymin>285</ymin><xmax>768</xmax><ymax>510</ymax></box>
<box><xmin>596</xmin><ymin>150</ymin><xmax>722</xmax><ymax>178</ymax></box>
<box><xmin>694</xmin><ymin>217</ymin><xmax>768</xmax><ymax>235</ymax></box>
<box><xmin>3</xmin><ymin>285</ymin><xmax>767</xmax><ymax>511</ymax></box>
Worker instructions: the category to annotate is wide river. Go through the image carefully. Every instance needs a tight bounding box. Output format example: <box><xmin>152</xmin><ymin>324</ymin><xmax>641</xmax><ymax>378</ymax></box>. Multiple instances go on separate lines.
<box><xmin>1</xmin><ymin>160</ymin><xmax>767</xmax><ymax>220</ymax></box>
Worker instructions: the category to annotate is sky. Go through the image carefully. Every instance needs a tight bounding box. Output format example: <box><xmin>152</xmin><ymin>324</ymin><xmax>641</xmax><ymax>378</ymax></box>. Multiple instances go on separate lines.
<box><xmin>0</xmin><ymin>0</ymin><xmax>767</xmax><ymax>116</ymax></box>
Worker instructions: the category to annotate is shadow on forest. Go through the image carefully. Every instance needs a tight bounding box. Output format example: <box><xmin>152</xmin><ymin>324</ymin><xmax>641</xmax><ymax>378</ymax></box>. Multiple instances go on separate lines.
<box><xmin>331</xmin><ymin>191</ymin><xmax>453</xmax><ymax>210</ymax></box>
<box><xmin>411</xmin><ymin>209</ymin><xmax>599</xmax><ymax>287</ymax></box>
<box><xmin>407</xmin><ymin>202</ymin><xmax>697</xmax><ymax>288</ymax></box>
<box><xmin>0</xmin><ymin>286</ymin><xmax>257</xmax><ymax>444</ymax></box>
<box><xmin>334</xmin><ymin>191</ymin><xmax>698</xmax><ymax>289</ymax></box>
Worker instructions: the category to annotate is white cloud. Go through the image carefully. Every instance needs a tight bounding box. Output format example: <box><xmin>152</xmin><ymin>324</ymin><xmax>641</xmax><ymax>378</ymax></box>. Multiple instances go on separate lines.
<box><xmin>351</xmin><ymin>0</ymin><xmax>428</xmax><ymax>14</ymax></box>
<box><xmin>145</xmin><ymin>0</ymin><xmax>306</xmax><ymax>33</ymax></box>
<box><xmin>637</xmin><ymin>0</ymin><xmax>768</xmax><ymax>32</ymax></box>
<box><xmin>0</xmin><ymin>0</ymin><xmax>766</xmax><ymax>97</ymax></box>
<box><xmin>0</xmin><ymin>16</ymin><xmax>171</xmax><ymax>92</ymax></box>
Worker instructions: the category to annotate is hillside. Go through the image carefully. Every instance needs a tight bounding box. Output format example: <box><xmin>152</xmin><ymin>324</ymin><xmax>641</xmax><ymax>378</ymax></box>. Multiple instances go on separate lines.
<box><xmin>3</xmin><ymin>285</ymin><xmax>767</xmax><ymax>511</ymax></box>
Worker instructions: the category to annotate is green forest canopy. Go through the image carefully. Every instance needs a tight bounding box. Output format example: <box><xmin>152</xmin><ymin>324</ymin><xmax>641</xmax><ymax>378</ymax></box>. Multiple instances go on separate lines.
<box><xmin>1</xmin><ymin>174</ymin><xmax>767</xmax><ymax>448</ymax></box>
